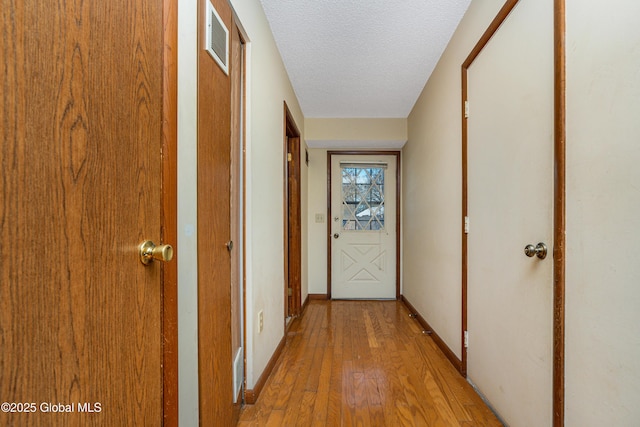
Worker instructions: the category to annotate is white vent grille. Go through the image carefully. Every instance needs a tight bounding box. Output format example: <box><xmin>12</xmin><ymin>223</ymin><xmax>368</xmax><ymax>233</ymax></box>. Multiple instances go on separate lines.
<box><xmin>205</xmin><ymin>0</ymin><xmax>229</xmax><ymax>75</ymax></box>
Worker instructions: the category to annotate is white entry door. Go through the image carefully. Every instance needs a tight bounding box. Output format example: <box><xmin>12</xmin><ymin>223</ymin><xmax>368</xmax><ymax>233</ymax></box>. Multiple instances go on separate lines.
<box><xmin>466</xmin><ymin>1</ymin><xmax>553</xmax><ymax>426</ymax></box>
<box><xmin>331</xmin><ymin>154</ymin><xmax>397</xmax><ymax>299</ymax></box>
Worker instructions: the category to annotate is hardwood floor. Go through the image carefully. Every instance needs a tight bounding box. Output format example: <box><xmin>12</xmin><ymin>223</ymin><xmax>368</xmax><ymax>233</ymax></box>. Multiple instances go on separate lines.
<box><xmin>238</xmin><ymin>300</ymin><xmax>503</xmax><ymax>426</ymax></box>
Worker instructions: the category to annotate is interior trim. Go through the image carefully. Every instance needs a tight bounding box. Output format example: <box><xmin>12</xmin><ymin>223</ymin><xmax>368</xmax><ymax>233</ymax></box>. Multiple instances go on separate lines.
<box><xmin>239</xmin><ymin>31</ymin><xmax>248</xmax><ymax>414</ymax></box>
<box><xmin>553</xmin><ymin>0</ymin><xmax>566</xmax><ymax>425</ymax></box>
<box><xmin>326</xmin><ymin>150</ymin><xmax>401</xmax><ymax>300</ymax></box>
<box><xmin>230</xmin><ymin>21</ymin><xmax>246</xmax><ymax>416</ymax></box>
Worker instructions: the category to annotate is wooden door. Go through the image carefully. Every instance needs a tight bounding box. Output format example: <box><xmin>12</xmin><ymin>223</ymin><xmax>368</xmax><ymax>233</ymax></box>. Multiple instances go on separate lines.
<box><xmin>0</xmin><ymin>0</ymin><xmax>168</xmax><ymax>425</ymax></box>
<box><xmin>196</xmin><ymin>0</ymin><xmax>240</xmax><ymax>423</ymax></box>
<box><xmin>330</xmin><ymin>154</ymin><xmax>397</xmax><ymax>299</ymax></box>
<box><xmin>286</xmin><ymin>137</ymin><xmax>301</xmax><ymax>318</ymax></box>
<box><xmin>465</xmin><ymin>0</ymin><xmax>554</xmax><ymax>425</ymax></box>
<box><xmin>285</xmin><ymin>105</ymin><xmax>301</xmax><ymax>318</ymax></box>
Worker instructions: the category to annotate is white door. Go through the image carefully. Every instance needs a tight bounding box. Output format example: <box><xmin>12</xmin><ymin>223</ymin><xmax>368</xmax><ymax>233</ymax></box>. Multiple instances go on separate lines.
<box><xmin>467</xmin><ymin>1</ymin><xmax>553</xmax><ymax>426</ymax></box>
<box><xmin>331</xmin><ymin>154</ymin><xmax>397</xmax><ymax>299</ymax></box>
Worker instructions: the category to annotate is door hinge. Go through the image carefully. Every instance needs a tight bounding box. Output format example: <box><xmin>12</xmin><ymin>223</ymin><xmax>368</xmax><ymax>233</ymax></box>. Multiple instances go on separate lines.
<box><xmin>464</xmin><ymin>216</ymin><xmax>470</xmax><ymax>234</ymax></box>
<box><xmin>464</xmin><ymin>100</ymin><xmax>469</xmax><ymax>119</ymax></box>
<box><xmin>287</xmin><ymin>152</ymin><xmax>292</xmax><ymax>162</ymax></box>
<box><xmin>464</xmin><ymin>331</ymin><xmax>469</xmax><ymax>348</ymax></box>
<box><xmin>288</xmin><ymin>287</ymin><xmax>292</xmax><ymax>297</ymax></box>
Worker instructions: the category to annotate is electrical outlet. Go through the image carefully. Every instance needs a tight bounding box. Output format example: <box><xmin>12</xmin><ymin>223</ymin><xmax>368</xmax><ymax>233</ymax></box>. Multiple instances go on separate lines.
<box><xmin>258</xmin><ymin>310</ymin><xmax>264</xmax><ymax>333</ymax></box>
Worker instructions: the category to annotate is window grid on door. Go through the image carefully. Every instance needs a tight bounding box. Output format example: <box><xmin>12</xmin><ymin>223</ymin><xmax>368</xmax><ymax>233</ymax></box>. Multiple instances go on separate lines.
<box><xmin>341</xmin><ymin>166</ymin><xmax>385</xmax><ymax>231</ymax></box>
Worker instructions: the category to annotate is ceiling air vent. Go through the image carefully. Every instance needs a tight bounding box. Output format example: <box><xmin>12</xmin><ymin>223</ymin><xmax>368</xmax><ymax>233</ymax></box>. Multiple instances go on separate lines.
<box><xmin>205</xmin><ymin>0</ymin><xmax>229</xmax><ymax>75</ymax></box>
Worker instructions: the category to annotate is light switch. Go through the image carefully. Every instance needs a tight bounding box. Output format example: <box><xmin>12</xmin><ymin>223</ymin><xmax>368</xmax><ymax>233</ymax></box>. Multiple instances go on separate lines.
<box><xmin>315</xmin><ymin>213</ymin><xmax>325</xmax><ymax>223</ymax></box>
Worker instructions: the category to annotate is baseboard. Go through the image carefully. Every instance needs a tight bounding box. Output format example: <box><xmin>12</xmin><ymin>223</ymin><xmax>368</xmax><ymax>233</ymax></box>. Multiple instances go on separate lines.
<box><xmin>308</xmin><ymin>293</ymin><xmax>328</xmax><ymax>300</ymax></box>
<box><xmin>302</xmin><ymin>293</ymin><xmax>310</xmax><ymax>312</ymax></box>
<box><xmin>400</xmin><ymin>295</ymin><xmax>463</xmax><ymax>374</ymax></box>
<box><xmin>244</xmin><ymin>334</ymin><xmax>286</xmax><ymax>404</ymax></box>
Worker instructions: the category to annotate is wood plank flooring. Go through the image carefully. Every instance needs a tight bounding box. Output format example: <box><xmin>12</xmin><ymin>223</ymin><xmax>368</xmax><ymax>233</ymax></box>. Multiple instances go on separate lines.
<box><xmin>238</xmin><ymin>300</ymin><xmax>503</xmax><ymax>426</ymax></box>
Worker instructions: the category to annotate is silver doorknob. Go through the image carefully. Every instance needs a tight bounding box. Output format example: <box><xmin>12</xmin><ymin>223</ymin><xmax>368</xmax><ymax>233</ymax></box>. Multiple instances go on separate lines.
<box><xmin>139</xmin><ymin>240</ymin><xmax>174</xmax><ymax>265</ymax></box>
<box><xmin>333</xmin><ymin>233</ymin><xmax>340</xmax><ymax>239</ymax></box>
<box><xmin>524</xmin><ymin>242</ymin><xmax>547</xmax><ymax>260</ymax></box>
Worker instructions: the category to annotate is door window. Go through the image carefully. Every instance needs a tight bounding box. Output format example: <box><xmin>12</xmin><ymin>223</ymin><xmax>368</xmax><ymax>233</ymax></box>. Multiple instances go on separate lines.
<box><xmin>341</xmin><ymin>163</ymin><xmax>386</xmax><ymax>231</ymax></box>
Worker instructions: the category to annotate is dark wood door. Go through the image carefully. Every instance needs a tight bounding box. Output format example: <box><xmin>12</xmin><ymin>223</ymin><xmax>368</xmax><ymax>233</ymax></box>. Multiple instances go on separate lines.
<box><xmin>285</xmin><ymin>105</ymin><xmax>301</xmax><ymax>318</ymax></box>
<box><xmin>287</xmin><ymin>136</ymin><xmax>301</xmax><ymax>317</ymax></box>
<box><xmin>1</xmin><ymin>0</ymin><xmax>166</xmax><ymax>425</ymax></box>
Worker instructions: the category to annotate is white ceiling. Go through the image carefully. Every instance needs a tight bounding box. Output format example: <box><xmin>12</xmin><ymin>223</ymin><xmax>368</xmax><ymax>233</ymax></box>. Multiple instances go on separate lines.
<box><xmin>259</xmin><ymin>0</ymin><xmax>472</xmax><ymax>118</ymax></box>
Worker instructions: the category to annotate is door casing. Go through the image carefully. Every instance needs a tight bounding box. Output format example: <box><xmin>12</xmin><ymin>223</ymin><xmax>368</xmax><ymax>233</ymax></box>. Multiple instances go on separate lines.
<box><xmin>230</xmin><ymin>21</ymin><xmax>246</xmax><ymax>404</ymax></box>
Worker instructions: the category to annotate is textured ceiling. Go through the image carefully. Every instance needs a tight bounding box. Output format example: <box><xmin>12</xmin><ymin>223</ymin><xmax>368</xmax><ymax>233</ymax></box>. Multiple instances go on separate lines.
<box><xmin>260</xmin><ymin>0</ymin><xmax>472</xmax><ymax>118</ymax></box>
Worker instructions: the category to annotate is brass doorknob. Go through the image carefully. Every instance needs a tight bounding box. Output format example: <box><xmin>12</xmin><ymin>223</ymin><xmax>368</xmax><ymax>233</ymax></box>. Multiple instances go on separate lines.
<box><xmin>524</xmin><ymin>242</ymin><xmax>547</xmax><ymax>260</ymax></box>
<box><xmin>139</xmin><ymin>240</ymin><xmax>174</xmax><ymax>265</ymax></box>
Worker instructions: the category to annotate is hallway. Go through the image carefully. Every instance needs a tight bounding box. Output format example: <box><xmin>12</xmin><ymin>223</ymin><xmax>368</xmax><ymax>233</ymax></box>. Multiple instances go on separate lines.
<box><xmin>238</xmin><ymin>300</ymin><xmax>502</xmax><ymax>426</ymax></box>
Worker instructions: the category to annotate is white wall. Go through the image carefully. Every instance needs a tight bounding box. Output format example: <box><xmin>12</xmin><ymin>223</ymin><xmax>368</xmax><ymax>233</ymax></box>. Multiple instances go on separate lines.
<box><xmin>306</xmin><ymin>118</ymin><xmax>407</xmax><ymax>149</ymax></box>
<box><xmin>403</xmin><ymin>0</ymin><xmax>506</xmax><ymax>359</ymax></box>
<box><xmin>565</xmin><ymin>0</ymin><xmax>640</xmax><ymax>424</ymax></box>
<box><xmin>307</xmin><ymin>148</ymin><xmax>329</xmax><ymax>295</ymax></box>
<box><xmin>229</xmin><ymin>0</ymin><xmax>305</xmax><ymax>390</ymax></box>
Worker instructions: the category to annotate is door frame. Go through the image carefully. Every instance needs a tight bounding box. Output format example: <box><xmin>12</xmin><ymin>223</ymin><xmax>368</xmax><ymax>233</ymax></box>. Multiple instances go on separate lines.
<box><xmin>162</xmin><ymin>0</ymin><xmax>179</xmax><ymax>423</ymax></box>
<box><xmin>327</xmin><ymin>151</ymin><xmax>401</xmax><ymax>300</ymax></box>
<box><xmin>460</xmin><ymin>1</ymin><xmax>566</xmax><ymax>425</ymax></box>
<box><xmin>230</xmin><ymin>21</ymin><xmax>246</xmax><ymax>405</ymax></box>
<box><xmin>284</xmin><ymin>102</ymin><xmax>302</xmax><ymax>319</ymax></box>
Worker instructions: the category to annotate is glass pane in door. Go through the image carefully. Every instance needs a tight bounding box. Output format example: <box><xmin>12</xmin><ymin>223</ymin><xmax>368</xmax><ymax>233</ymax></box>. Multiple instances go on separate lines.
<box><xmin>341</xmin><ymin>166</ymin><xmax>385</xmax><ymax>231</ymax></box>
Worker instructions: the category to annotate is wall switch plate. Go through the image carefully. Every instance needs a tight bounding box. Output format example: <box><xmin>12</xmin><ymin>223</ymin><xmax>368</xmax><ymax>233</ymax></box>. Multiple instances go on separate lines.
<box><xmin>315</xmin><ymin>213</ymin><xmax>325</xmax><ymax>223</ymax></box>
<box><xmin>258</xmin><ymin>310</ymin><xmax>264</xmax><ymax>333</ymax></box>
